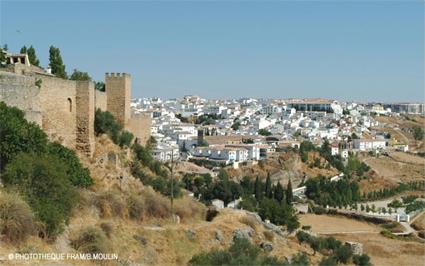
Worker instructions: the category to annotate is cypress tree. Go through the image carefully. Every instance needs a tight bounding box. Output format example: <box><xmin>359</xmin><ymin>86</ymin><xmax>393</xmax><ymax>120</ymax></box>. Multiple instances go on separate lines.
<box><xmin>265</xmin><ymin>173</ymin><xmax>272</xmax><ymax>198</ymax></box>
<box><xmin>286</xmin><ymin>179</ymin><xmax>293</xmax><ymax>205</ymax></box>
<box><xmin>0</xmin><ymin>47</ymin><xmax>6</xmax><ymax>64</ymax></box>
<box><xmin>274</xmin><ymin>182</ymin><xmax>284</xmax><ymax>203</ymax></box>
<box><xmin>27</xmin><ymin>46</ymin><xmax>40</xmax><ymax>66</ymax></box>
<box><xmin>49</xmin><ymin>46</ymin><xmax>67</xmax><ymax>79</ymax></box>
<box><xmin>20</xmin><ymin>45</ymin><xmax>27</xmax><ymax>54</ymax></box>
<box><xmin>254</xmin><ymin>176</ymin><xmax>262</xmax><ymax>202</ymax></box>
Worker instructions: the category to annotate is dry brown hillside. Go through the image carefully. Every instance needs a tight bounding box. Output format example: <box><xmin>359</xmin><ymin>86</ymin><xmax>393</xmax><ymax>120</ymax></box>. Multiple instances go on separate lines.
<box><xmin>0</xmin><ymin>136</ymin><xmax>321</xmax><ymax>266</ymax></box>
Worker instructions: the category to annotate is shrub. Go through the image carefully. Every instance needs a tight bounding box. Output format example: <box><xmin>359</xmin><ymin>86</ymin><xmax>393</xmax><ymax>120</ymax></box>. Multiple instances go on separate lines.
<box><xmin>144</xmin><ymin>192</ymin><xmax>170</xmax><ymax>219</ymax></box>
<box><xmin>132</xmin><ymin>143</ymin><xmax>153</xmax><ymax>166</ymax></box>
<box><xmin>100</xmin><ymin>222</ymin><xmax>113</xmax><ymax>238</ymax></box>
<box><xmin>71</xmin><ymin>227</ymin><xmax>112</xmax><ymax>254</ymax></box>
<box><xmin>174</xmin><ymin>199</ymin><xmax>205</xmax><ymax>222</ymax></box>
<box><xmin>189</xmin><ymin>250</ymin><xmax>231</xmax><ymax>266</ymax></box>
<box><xmin>95</xmin><ymin>191</ymin><xmax>127</xmax><ymax>218</ymax></box>
<box><xmin>334</xmin><ymin>245</ymin><xmax>353</xmax><ymax>264</ymax></box>
<box><xmin>0</xmin><ymin>102</ymin><xmax>48</xmax><ymax>168</ymax></box>
<box><xmin>117</xmin><ymin>130</ymin><xmax>134</xmax><ymax>148</ymax></box>
<box><xmin>302</xmin><ymin>225</ymin><xmax>311</xmax><ymax>231</ymax></box>
<box><xmin>2</xmin><ymin>153</ymin><xmax>78</xmax><ymax>238</ymax></box>
<box><xmin>0</xmin><ymin>192</ymin><xmax>35</xmax><ymax>243</ymax></box>
<box><xmin>127</xmin><ymin>195</ymin><xmax>144</xmax><ymax>221</ymax></box>
<box><xmin>291</xmin><ymin>252</ymin><xmax>310</xmax><ymax>266</ymax></box>
<box><xmin>206</xmin><ymin>207</ymin><xmax>219</xmax><ymax>222</ymax></box>
<box><xmin>190</xmin><ymin>237</ymin><xmax>299</xmax><ymax>266</ymax></box>
<box><xmin>353</xmin><ymin>254</ymin><xmax>372</xmax><ymax>266</ymax></box>
<box><xmin>47</xmin><ymin>142</ymin><xmax>93</xmax><ymax>187</ymax></box>
<box><xmin>94</xmin><ymin>108</ymin><xmax>122</xmax><ymax>137</ymax></box>
<box><xmin>319</xmin><ymin>256</ymin><xmax>338</xmax><ymax>266</ymax></box>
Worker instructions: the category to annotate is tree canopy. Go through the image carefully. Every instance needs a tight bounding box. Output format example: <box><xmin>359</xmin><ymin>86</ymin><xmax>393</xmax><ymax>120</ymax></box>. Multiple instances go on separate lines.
<box><xmin>70</xmin><ymin>69</ymin><xmax>91</xmax><ymax>81</ymax></box>
<box><xmin>49</xmin><ymin>46</ymin><xmax>67</xmax><ymax>79</ymax></box>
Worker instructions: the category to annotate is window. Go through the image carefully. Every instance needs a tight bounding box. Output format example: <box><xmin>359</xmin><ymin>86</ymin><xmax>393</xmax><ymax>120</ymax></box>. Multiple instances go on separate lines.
<box><xmin>67</xmin><ymin>98</ymin><xmax>72</xmax><ymax>112</ymax></box>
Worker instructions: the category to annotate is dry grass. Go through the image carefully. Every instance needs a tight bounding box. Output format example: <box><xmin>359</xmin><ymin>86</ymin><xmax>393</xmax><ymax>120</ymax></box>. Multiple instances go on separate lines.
<box><xmin>412</xmin><ymin>212</ymin><xmax>425</xmax><ymax>231</ymax></box>
<box><xmin>143</xmin><ymin>191</ymin><xmax>171</xmax><ymax>219</ymax></box>
<box><xmin>239</xmin><ymin>215</ymin><xmax>259</xmax><ymax>230</ymax></box>
<box><xmin>263</xmin><ymin>230</ymin><xmax>275</xmax><ymax>242</ymax></box>
<box><xmin>95</xmin><ymin>190</ymin><xmax>127</xmax><ymax>218</ymax></box>
<box><xmin>0</xmin><ymin>192</ymin><xmax>35</xmax><ymax>243</ymax></box>
<box><xmin>174</xmin><ymin>197</ymin><xmax>206</xmax><ymax>223</ymax></box>
<box><xmin>127</xmin><ymin>194</ymin><xmax>145</xmax><ymax>221</ymax></box>
<box><xmin>299</xmin><ymin>214</ymin><xmax>380</xmax><ymax>234</ymax></box>
<box><xmin>71</xmin><ymin>226</ymin><xmax>113</xmax><ymax>254</ymax></box>
<box><xmin>100</xmin><ymin>222</ymin><xmax>113</xmax><ymax>238</ymax></box>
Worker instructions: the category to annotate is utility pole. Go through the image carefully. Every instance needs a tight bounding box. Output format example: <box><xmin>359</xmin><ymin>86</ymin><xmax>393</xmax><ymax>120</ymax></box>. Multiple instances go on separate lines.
<box><xmin>170</xmin><ymin>149</ymin><xmax>174</xmax><ymax>221</ymax></box>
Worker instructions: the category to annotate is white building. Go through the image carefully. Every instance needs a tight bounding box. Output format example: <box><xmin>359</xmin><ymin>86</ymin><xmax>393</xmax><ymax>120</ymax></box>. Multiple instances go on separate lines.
<box><xmin>353</xmin><ymin>139</ymin><xmax>386</xmax><ymax>151</ymax></box>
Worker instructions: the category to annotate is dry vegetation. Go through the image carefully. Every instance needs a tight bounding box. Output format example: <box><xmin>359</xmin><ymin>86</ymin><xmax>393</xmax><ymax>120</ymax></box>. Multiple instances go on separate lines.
<box><xmin>299</xmin><ymin>213</ymin><xmax>425</xmax><ymax>266</ymax></box>
<box><xmin>0</xmin><ymin>192</ymin><xmax>36</xmax><ymax>244</ymax></box>
<box><xmin>373</xmin><ymin>115</ymin><xmax>425</xmax><ymax>152</ymax></box>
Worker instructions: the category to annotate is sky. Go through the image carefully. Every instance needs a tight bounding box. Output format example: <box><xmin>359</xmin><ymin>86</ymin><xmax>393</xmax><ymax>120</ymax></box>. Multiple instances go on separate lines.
<box><xmin>0</xmin><ymin>0</ymin><xmax>424</xmax><ymax>102</ymax></box>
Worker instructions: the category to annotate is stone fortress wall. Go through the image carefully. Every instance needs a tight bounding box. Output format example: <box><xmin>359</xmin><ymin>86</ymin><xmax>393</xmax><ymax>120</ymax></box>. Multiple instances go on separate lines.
<box><xmin>0</xmin><ymin>64</ymin><xmax>150</xmax><ymax>157</ymax></box>
<box><xmin>0</xmin><ymin>71</ymin><xmax>42</xmax><ymax>125</ymax></box>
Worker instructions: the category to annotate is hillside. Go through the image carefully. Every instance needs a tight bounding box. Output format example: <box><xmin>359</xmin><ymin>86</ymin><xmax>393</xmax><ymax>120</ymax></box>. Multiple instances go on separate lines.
<box><xmin>226</xmin><ymin>151</ymin><xmax>339</xmax><ymax>187</ymax></box>
<box><xmin>0</xmin><ymin>135</ymin><xmax>320</xmax><ymax>265</ymax></box>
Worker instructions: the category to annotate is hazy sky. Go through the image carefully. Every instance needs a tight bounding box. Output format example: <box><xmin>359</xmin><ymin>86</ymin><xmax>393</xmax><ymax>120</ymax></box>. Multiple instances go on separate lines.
<box><xmin>1</xmin><ymin>1</ymin><xmax>424</xmax><ymax>102</ymax></box>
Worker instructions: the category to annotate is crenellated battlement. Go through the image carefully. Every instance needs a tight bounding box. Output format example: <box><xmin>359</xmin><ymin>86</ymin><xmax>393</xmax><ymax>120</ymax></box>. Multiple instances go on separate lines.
<box><xmin>105</xmin><ymin>72</ymin><xmax>131</xmax><ymax>78</ymax></box>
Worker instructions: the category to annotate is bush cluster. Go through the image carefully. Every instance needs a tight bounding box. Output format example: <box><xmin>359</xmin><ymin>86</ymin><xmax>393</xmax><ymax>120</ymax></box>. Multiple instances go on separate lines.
<box><xmin>296</xmin><ymin>231</ymin><xmax>371</xmax><ymax>265</ymax></box>
<box><xmin>94</xmin><ymin>108</ymin><xmax>133</xmax><ymax>148</ymax></box>
<box><xmin>71</xmin><ymin>227</ymin><xmax>112</xmax><ymax>254</ymax></box>
<box><xmin>0</xmin><ymin>102</ymin><xmax>93</xmax><ymax>239</ymax></box>
<box><xmin>189</xmin><ymin>237</ymin><xmax>309</xmax><ymax>266</ymax></box>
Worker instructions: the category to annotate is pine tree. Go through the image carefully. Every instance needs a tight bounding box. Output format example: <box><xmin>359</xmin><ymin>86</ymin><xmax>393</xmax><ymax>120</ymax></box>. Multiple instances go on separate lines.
<box><xmin>27</xmin><ymin>46</ymin><xmax>40</xmax><ymax>66</ymax></box>
<box><xmin>265</xmin><ymin>173</ymin><xmax>272</xmax><ymax>198</ymax></box>
<box><xmin>286</xmin><ymin>179</ymin><xmax>293</xmax><ymax>205</ymax></box>
<box><xmin>49</xmin><ymin>46</ymin><xmax>67</xmax><ymax>79</ymax></box>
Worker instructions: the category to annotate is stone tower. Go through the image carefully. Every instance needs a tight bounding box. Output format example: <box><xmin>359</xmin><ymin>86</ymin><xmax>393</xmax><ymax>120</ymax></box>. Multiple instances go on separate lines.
<box><xmin>105</xmin><ymin>73</ymin><xmax>131</xmax><ymax>126</ymax></box>
<box><xmin>76</xmin><ymin>80</ymin><xmax>95</xmax><ymax>157</ymax></box>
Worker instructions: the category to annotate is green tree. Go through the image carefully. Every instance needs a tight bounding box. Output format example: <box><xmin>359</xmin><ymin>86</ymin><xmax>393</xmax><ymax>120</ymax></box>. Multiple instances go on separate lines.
<box><xmin>95</xmin><ymin>81</ymin><xmax>105</xmax><ymax>92</ymax></box>
<box><xmin>334</xmin><ymin>245</ymin><xmax>353</xmax><ymax>264</ymax></box>
<box><xmin>49</xmin><ymin>46</ymin><xmax>67</xmax><ymax>79</ymax></box>
<box><xmin>2</xmin><ymin>153</ymin><xmax>78</xmax><ymax>238</ymax></box>
<box><xmin>258</xmin><ymin>129</ymin><xmax>272</xmax><ymax>136</ymax></box>
<box><xmin>254</xmin><ymin>176</ymin><xmax>263</xmax><ymax>202</ymax></box>
<box><xmin>286</xmin><ymin>179</ymin><xmax>293</xmax><ymax>205</ymax></box>
<box><xmin>21</xmin><ymin>45</ymin><xmax>40</xmax><ymax>66</ymax></box>
<box><xmin>273</xmin><ymin>182</ymin><xmax>284</xmax><ymax>203</ymax></box>
<box><xmin>94</xmin><ymin>108</ymin><xmax>123</xmax><ymax>142</ymax></box>
<box><xmin>353</xmin><ymin>254</ymin><xmax>372</xmax><ymax>266</ymax></box>
<box><xmin>117</xmin><ymin>130</ymin><xmax>134</xmax><ymax>148</ymax></box>
<box><xmin>231</xmin><ymin>121</ymin><xmax>241</xmax><ymax>131</ymax></box>
<box><xmin>70</xmin><ymin>69</ymin><xmax>91</xmax><ymax>81</ymax></box>
<box><xmin>27</xmin><ymin>46</ymin><xmax>40</xmax><ymax>66</ymax></box>
<box><xmin>412</xmin><ymin>126</ymin><xmax>424</xmax><ymax>141</ymax></box>
<box><xmin>20</xmin><ymin>45</ymin><xmax>27</xmax><ymax>54</ymax></box>
<box><xmin>47</xmin><ymin>142</ymin><xmax>93</xmax><ymax>187</ymax></box>
<box><xmin>0</xmin><ymin>102</ymin><xmax>48</xmax><ymax>168</ymax></box>
<box><xmin>0</xmin><ymin>44</ymin><xmax>8</xmax><ymax>64</ymax></box>
<box><xmin>265</xmin><ymin>173</ymin><xmax>272</xmax><ymax>198</ymax></box>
